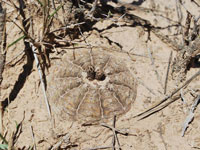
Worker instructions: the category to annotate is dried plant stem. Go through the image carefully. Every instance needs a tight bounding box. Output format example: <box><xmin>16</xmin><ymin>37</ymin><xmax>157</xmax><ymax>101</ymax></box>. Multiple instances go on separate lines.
<box><xmin>30</xmin><ymin>43</ymin><xmax>51</xmax><ymax>118</ymax></box>
<box><xmin>50</xmin><ymin>133</ymin><xmax>69</xmax><ymax>150</ymax></box>
<box><xmin>0</xmin><ymin>3</ymin><xmax>6</xmax><ymax>135</ymax></box>
<box><xmin>175</xmin><ymin>0</ymin><xmax>183</xmax><ymax>35</ymax></box>
<box><xmin>138</xmin><ymin>94</ymin><xmax>181</xmax><ymax>120</ymax></box>
<box><xmin>164</xmin><ymin>51</ymin><xmax>172</xmax><ymax>94</ymax></box>
<box><xmin>182</xmin><ymin>95</ymin><xmax>200</xmax><ymax>136</ymax></box>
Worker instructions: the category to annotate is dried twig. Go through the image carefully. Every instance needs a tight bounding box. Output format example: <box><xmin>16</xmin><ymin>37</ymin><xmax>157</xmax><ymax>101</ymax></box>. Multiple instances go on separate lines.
<box><xmin>112</xmin><ymin>116</ymin><xmax>119</xmax><ymax>150</ymax></box>
<box><xmin>164</xmin><ymin>51</ymin><xmax>172</xmax><ymax>94</ymax></box>
<box><xmin>183</xmin><ymin>11</ymin><xmax>192</xmax><ymax>44</ymax></box>
<box><xmin>50</xmin><ymin>133</ymin><xmax>69</xmax><ymax>150</ymax></box>
<box><xmin>182</xmin><ymin>95</ymin><xmax>200</xmax><ymax>136</ymax></box>
<box><xmin>138</xmin><ymin>94</ymin><xmax>181</xmax><ymax>120</ymax></box>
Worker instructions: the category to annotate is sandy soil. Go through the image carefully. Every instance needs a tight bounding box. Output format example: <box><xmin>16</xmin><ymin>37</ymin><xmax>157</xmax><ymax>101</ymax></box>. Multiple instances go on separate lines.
<box><xmin>1</xmin><ymin>0</ymin><xmax>200</xmax><ymax>149</ymax></box>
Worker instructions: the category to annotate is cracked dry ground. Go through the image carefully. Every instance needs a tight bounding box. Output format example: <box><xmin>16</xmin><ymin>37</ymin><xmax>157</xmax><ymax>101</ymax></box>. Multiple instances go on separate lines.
<box><xmin>2</xmin><ymin>0</ymin><xmax>200</xmax><ymax>150</ymax></box>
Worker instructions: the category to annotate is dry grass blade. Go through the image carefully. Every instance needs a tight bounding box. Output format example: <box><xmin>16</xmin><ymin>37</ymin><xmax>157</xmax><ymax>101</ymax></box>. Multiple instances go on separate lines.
<box><xmin>138</xmin><ymin>94</ymin><xmax>181</xmax><ymax>120</ymax></box>
<box><xmin>164</xmin><ymin>51</ymin><xmax>173</xmax><ymax>94</ymax></box>
<box><xmin>50</xmin><ymin>133</ymin><xmax>69</xmax><ymax>150</ymax></box>
<box><xmin>30</xmin><ymin>43</ymin><xmax>51</xmax><ymax>118</ymax></box>
<box><xmin>182</xmin><ymin>95</ymin><xmax>200</xmax><ymax>136</ymax></box>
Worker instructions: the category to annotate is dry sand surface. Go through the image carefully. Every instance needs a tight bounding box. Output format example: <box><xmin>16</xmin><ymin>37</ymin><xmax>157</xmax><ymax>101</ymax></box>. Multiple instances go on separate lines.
<box><xmin>1</xmin><ymin>0</ymin><xmax>200</xmax><ymax>149</ymax></box>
